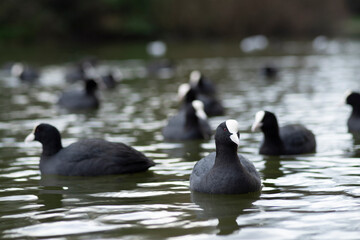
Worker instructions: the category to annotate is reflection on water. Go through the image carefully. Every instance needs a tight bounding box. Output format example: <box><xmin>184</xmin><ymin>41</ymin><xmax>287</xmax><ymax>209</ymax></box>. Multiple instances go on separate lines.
<box><xmin>191</xmin><ymin>191</ymin><xmax>260</xmax><ymax>235</ymax></box>
<box><xmin>261</xmin><ymin>156</ymin><xmax>284</xmax><ymax>181</ymax></box>
<box><xmin>1</xmin><ymin>40</ymin><xmax>360</xmax><ymax>239</ymax></box>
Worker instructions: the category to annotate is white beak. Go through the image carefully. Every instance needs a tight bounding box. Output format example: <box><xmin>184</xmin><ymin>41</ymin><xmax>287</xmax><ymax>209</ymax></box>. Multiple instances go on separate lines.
<box><xmin>230</xmin><ymin>133</ymin><xmax>240</xmax><ymax>146</ymax></box>
<box><xmin>24</xmin><ymin>132</ymin><xmax>35</xmax><ymax>143</ymax></box>
<box><xmin>177</xmin><ymin>83</ymin><xmax>191</xmax><ymax>102</ymax></box>
<box><xmin>251</xmin><ymin>122</ymin><xmax>263</xmax><ymax>132</ymax></box>
<box><xmin>192</xmin><ymin>100</ymin><xmax>207</xmax><ymax>120</ymax></box>
<box><xmin>252</xmin><ymin>111</ymin><xmax>265</xmax><ymax>132</ymax></box>
<box><xmin>339</xmin><ymin>90</ymin><xmax>352</xmax><ymax>107</ymax></box>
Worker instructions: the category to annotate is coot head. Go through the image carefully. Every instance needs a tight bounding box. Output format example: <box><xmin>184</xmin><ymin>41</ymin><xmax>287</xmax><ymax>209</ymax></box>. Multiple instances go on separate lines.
<box><xmin>178</xmin><ymin>83</ymin><xmax>197</xmax><ymax>103</ymax></box>
<box><xmin>251</xmin><ymin>110</ymin><xmax>278</xmax><ymax>132</ymax></box>
<box><xmin>190</xmin><ymin>100</ymin><xmax>207</xmax><ymax>120</ymax></box>
<box><xmin>102</xmin><ymin>73</ymin><xmax>116</xmax><ymax>89</ymax></box>
<box><xmin>215</xmin><ymin>119</ymin><xmax>240</xmax><ymax>147</ymax></box>
<box><xmin>261</xmin><ymin>64</ymin><xmax>278</xmax><ymax>78</ymax></box>
<box><xmin>10</xmin><ymin>63</ymin><xmax>24</xmax><ymax>78</ymax></box>
<box><xmin>190</xmin><ymin>70</ymin><xmax>202</xmax><ymax>87</ymax></box>
<box><xmin>186</xmin><ymin>100</ymin><xmax>211</xmax><ymax>140</ymax></box>
<box><xmin>345</xmin><ymin>91</ymin><xmax>360</xmax><ymax>107</ymax></box>
<box><xmin>25</xmin><ymin>124</ymin><xmax>63</xmax><ymax>157</ymax></box>
<box><xmin>185</xmin><ymin>100</ymin><xmax>207</xmax><ymax>127</ymax></box>
<box><xmin>189</xmin><ymin>70</ymin><xmax>216</xmax><ymax>95</ymax></box>
<box><xmin>25</xmin><ymin>123</ymin><xmax>62</xmax><ymax>145</ymax></box>
<box><xmin>85</xmin><ymin>79</ymin><xmax>98</xmax><ymax>94</ymax></box>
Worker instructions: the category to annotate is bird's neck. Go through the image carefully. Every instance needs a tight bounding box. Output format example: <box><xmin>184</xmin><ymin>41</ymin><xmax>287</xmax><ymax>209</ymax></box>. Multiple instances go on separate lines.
<box><xmin>41</xmin><ymin>139</ymin><xmax>63</xmax><ymax>157</ymax></box>
<box><xmin>85</xmin><ymin>89</ymin><xmax>95</xmax><ymax>96</ymax></box>
<box><xmin>262</xmin><ymin>123</ymin><xmax>283</xmax><ymax>146</ymax></box>
<box><xmin>214</xmin><ymin>143</ymin><xmax>241</xmax><ymax>167</ymax></box>
<box><xmin>351</xmin><ymin>106</ymin><xmax>360</xmax><ymax>117</ymax></box>
<box><xmin>185</xmin><ymin>108</ymin><xmax>200</xmax><ymax>130</ymax></box>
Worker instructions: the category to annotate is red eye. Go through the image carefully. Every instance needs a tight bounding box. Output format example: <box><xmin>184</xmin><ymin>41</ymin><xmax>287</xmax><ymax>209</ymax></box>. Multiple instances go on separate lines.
<box><xmin>224</xmin><ymin>128</ymin><xmax>227</xmax><ymax>131</ymax></box>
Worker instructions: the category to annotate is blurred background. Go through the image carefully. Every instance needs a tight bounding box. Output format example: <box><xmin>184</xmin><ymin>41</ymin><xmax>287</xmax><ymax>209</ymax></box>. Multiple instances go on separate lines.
<box><xmin>0</xmin><ymin>0</ymin><xmax>359</xmax><ymax>63</ymax></box>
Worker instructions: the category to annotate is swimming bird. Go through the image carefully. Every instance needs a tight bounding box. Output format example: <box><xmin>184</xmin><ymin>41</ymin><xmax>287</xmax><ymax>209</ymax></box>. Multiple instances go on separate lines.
<box><xmin>190</xmin><ymin>120</ymin><xmax>261</xmax><ymax>194</ymax></box>
<box><xmin>345</xmin><ymin>91</ymin><xmax>360</xmax><ymax>133</ymax></box>
<box><xmin>260</xmin><ymin>64</ymin><xmax>278</xmax><ymax>78</ymax></box>
<box><xmin>162</xmin><ymin>100</ymin><xmax>212</xmax><ymax>141</ymax></box>
<box><xmin>65</xmin><ymin>58</ymin><xmax>121</xmax><ymax>89</ymax></box>
<box><xmin>251</xmin><ymin>111</ymin><xmax>316</xmax><ymax>155</ymax></box>
<box><xmin>57</xmin><ymin>79</ymin><xmax>99</xmax><ymax>110</ymax></box>
<box><xmin>25</xmin><ymin>123</ymin><xmax>154</xmax><ymax>176</ymax></box>
<box><xmin>189</xmin><ymin>70</ymin><xmax>217</xmax><ymax>96</ymax></box>
<box><xmin>11</xmin><ymin>62</ymin><xmax>39</xmax><ymax>82</ymax></box>
<box><xmin>179</xmin><ymin>82</ymin><xmax>224</xmax><ymax>117</ymax></box>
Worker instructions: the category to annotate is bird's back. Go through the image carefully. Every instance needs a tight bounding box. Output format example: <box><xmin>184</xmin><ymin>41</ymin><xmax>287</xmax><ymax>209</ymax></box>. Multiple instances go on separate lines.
<box><xmin>348</xmin><ymin>115</ymin><xmax>360</xmax><ymax>133</ymax></box>
<box><xmin>41</xmin><ymin>139</ymin><xmax>154</xmax><ymax>176</ymax></box>
<box><xmin>162</xmin><ymin>110</ymin><xmax>211</xmax><ymax>140</ymax></box>
<box><xmin>58</xmin><ymin>90</ymin><xmax>98</xmax><ymax>110</ymax></box>
<box><xmin>280</xmin><ymin>124</ymin><xmax>316</xmax><ymax>154</ymax></box>
<box><xmin>190</xmin><ymin>152</ymin><xmax>261</xmax><ymax>194</ymax></box>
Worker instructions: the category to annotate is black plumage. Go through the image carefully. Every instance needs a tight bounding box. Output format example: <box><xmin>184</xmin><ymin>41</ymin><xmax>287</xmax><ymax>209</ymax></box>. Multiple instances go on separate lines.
<box><xmin>25</xmin><ymin>123</ymin><xmax>154</xmax><ymax>176</ymax></box>
<box><xmin>260</xmin><ymin>64</ymin><xmax>278</xmax><ymax>78</ymax></box>
<box><xmin>57</xmin><ymin>79</ymin><xmax>99</xmax><ymax>110</ymax></box>
<box><xmin>162</xmin><ymin>100</ymin><xmax>212</xmax><ymax>141</ymax></box>
<box><xmin>345</xmin><ymin>91</ymin><xmax>360</xmax><ymax>133</ymax></box>
<box><xmin>190</xmin><ymin>120</ymin><xmax>261</xmax><ymax>194</ymax></box>
<box><xmin>11</xmin><ymin>63</ymin><xmax>39</xmax><ymax>82</ymax></box>
<box><xmin>189</xmin><ymin>71</ymin><xmax>225</xmax><ymax>116</ymax></box>
<box><xmin>179</xmin><ymin>82</ymin><xmax>224</xmax><ymax>117</ymax></box>
<box><xmin>252</xmin><ymin>111</ymin><xmax>316</xmax><ymax>155</ymax></box>
<box><xmin>189</xmin><ymin>70</ymin><xmax>217</xmax><ymax>96</ymax></box>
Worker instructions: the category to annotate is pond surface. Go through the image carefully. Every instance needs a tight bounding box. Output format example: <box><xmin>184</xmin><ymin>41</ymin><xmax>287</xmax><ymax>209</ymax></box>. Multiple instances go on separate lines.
<box><xmin>1</xmin><ymin>39</ymin><xmax>360</xmax><ymax>239</ymax></box>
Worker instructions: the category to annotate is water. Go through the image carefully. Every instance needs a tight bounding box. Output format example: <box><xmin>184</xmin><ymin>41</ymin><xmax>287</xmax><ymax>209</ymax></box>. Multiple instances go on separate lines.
<box><xmin>1</xmin><ymin>40</ymin><xmax>360</xmax><ymax>239</ymax></box>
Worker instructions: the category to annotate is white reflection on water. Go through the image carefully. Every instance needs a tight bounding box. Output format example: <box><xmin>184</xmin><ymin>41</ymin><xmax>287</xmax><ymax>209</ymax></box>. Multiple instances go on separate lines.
<box><xmin>7</xmin><ymin>220</ymin><xmax>119</xmax><ymax>238</ymax></box>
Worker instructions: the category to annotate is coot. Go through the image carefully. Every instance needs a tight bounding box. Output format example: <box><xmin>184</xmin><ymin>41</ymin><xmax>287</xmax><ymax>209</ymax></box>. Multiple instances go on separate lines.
<box><xmin>345</xmin><ymin>91</ymin><xmax>360</xmax><ymax>133</ymax></box>
<box><xmin>162</xmin><ymin>100</ymin><xmax>212</xmax><ymax>141</ymax></box>
<box><xmin>189</xmin><ymin>70</ymin><xmax>217</xmax><ymax>96</ymax></box>
<box><xmin>190</xmin><ymin>120</ymin><xmax>261</xmax><ymax>194</ymax></box>
<box><xmin>11</xmin><ymin>62</ymin><xmax>39</xmax><ymax>82</ymax></box>
<box><xmin>57</xmin><ymin>79</ymin><xmax>99</xmax><ymax>110</ymax></box>
<box><xmin>178</xmin><ymin>82</ymin><xmax>224</xmax><ymax>117</ymax></box>
<box><xmin>25</xmin><ymin>123</ymin><xmax>154</xmax><ymax>176</ymax></box>
<box><xmin>260</xmin><ymin>64</ymin><xmax>278</xmax><ymax>78</ymax></box>
<box><xmin>251</xmin><ymin>111</ymin><xmax>316</xmax><ymax>155</ymax></box>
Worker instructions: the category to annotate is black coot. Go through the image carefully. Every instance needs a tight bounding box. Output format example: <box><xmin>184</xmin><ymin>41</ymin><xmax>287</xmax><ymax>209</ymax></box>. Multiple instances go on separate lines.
<box><xmin>25</xmin><ymin>123</ymin><xmax>155</xmax><ymax>176</ymax></box>
<box><xmin>345</xmin><ymin>91</ymin><xmax>360</xmax><ymax>133</ymax></box>
<box><xmin>57</xmin><ymin>79</ymin><xmax>99</xmax><ymax>110</ymax></box>
<box><xmin>162</xmin><ymin>100</ymin><xmax>212</xmax><ymax>141</ymax></box>
<box><xmin>189</xmin><ymin>71</ymin><xmax>224</xmax><ymax>116</ymax></box>
<box><xmin>251</xmin><ymin>111</ymin><xmax>316</xmax><ymax>155</ymax></box>
<box><xmin>189</xmin><ymin>70</ymin><xmax>217</xmax><ymax>95</ymax></box>
<box><xmin>179</xmin><ymin>82</ymin><xmax>224</xmax><ymax>117</ymax></box>
<box><xmin>100</xmin><ymin>71</ymin><xmax>122</xmax><ymax>89</ymax></box>
<box><xmin>260</xmin><ymin>64</ymin><xmax>278</xmax><ymax>78</ymax></box>
<box><xmin>11</xmin><ymin>63</ymin><xmax>39</xmax><ymax>82</ymax></box>
<box><xmin>190</xmin><ymin>120</ymin><xmax>261</xmax><ymax>194</ymax></box>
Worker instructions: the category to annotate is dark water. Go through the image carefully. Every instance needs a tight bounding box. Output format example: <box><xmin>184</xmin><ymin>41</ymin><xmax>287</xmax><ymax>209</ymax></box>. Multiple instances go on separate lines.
<box><xmin>1</xmin><ymin>39</ymin><xmax>360</xmax><ymax>239</ymax></box>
